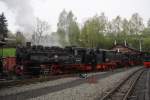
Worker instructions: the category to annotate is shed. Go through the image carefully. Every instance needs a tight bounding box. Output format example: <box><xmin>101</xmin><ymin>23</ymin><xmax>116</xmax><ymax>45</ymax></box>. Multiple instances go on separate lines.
<box><xmin>111</xmin><ymin>44</ymin><xmax>142</xmax><ymax>54</ymax></box>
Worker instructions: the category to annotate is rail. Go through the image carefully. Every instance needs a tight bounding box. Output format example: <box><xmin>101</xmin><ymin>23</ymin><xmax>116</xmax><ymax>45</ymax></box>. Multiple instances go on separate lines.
<box><xmin>100</xmin><ymin>68</ymin><xmax>144</xmax><ymax>100</ymax></box>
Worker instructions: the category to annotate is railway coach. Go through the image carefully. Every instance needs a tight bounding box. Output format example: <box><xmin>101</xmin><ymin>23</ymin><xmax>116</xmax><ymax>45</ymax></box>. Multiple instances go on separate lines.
<box><xmin>0</xmin><ymin>47</ymin><xmax>16</xmax><ymax>74</ymax></box>
<box><xmin>143</xmin><ymin>52</ymin><xmax>150</xmax><ymax>68</ymax></box>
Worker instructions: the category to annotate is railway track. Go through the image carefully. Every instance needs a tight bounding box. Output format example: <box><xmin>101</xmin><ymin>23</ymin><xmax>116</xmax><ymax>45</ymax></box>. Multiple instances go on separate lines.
<box><xmin>99</xmin><ymin>68</ymin><xmax>145</xmax><ymax>100</ymax></box>
<box><xmin>127</xmin><ymin>69</ymin><xmax>150</xmax><ymax>100</ymax></box>
<box><xmin>0</xmin><ymin>67</ymin><xmax>142</xmax><ymax>90</ymax></box>
<box><xmin>0</xmin><ymin>74</ymin><xmax>78</xmax><ymax>89</ymax></box>
<box><xmin>0</xmin><ymin>67</ymin><xmax>141</xmax><ymax>100</ymax></box>
<box><xmin>0</xmin><ymin>67</ymin><xmax>128</xmax><ymax>89</ymax></box>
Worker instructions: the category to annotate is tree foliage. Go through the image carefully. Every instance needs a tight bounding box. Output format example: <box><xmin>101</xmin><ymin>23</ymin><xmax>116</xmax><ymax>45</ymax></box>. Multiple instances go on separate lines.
<box><xmin>0</xmin><ymin>12</ymin><xmax>8</xmax><ymax>41</ymax></box>
<box><xmin>57</xmin><ymin>10</ymin><xmax>69</xmax><ymax>46</ymax></box>
<box><xmin>80</xmin><ymin>15</ymin><xmax>105</xmax><ymax>47</ymax></box>
<box><xmin>57</xmin><ymin>10</ymin><xmax>80</xmax><ymax>46</ymax></box>
<box><xmin>1</xmin><ymin>10</ymin><xmax>150</xmax><ymax>51</ymax></box>
<box><xmin>55</xmin><ymin>11</ymin><xmax>150</xmax><ymax>51</ymax></box>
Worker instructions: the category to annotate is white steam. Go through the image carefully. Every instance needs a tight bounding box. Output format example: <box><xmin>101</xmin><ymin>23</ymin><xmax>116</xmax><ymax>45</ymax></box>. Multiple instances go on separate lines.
<box><xmin>0</xmin><ymin>0</ymin><xmax>35</xmax><ymax>33</ymax></box>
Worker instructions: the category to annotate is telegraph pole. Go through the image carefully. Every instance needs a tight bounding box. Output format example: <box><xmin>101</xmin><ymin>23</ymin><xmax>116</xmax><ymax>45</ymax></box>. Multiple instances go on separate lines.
<box><xmin>124</xmin><ymin>40</ymin><xmax>127</xmax><ymax>46</ymax></box>
<box><xmin>114</xmin><ymin>40</ymin><xmax>117</xmax><ymax>45</ymax></box>
<box><xmin>139</xmin><ymin>38</ymin><xmax>142</xmax><ymax>51</ymax></box>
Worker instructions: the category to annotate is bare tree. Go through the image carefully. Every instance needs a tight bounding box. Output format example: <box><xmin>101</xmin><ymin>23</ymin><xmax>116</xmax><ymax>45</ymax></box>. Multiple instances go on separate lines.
<box><xmin>32</xmin><ymin>18</ymin><xmax>50</xmax><ymax>45</ymax></box>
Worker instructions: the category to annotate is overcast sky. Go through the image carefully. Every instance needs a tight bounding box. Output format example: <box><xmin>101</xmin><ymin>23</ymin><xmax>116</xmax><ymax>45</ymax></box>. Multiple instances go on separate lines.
<box><xmin>0</xmin><ymin>0</ymin><xmax>149</xmax><ymax>33</ymax></box>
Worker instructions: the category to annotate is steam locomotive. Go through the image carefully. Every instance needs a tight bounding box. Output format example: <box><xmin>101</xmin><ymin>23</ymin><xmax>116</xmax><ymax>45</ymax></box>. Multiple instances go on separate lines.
<box><xmin>0</xmin><ymin>42</ymin><xmax>143</xmax><ymax>77</ymax></box>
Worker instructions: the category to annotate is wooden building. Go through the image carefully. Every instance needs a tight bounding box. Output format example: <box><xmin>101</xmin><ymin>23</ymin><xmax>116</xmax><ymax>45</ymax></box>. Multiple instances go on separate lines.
<box><xmin>0</xmin><ymin>41</ymin><xmax>6</xmax><ymax>46</ymax></box>
<box><xmin>111</xmin><ymin>44</ymin><xmax>142</xmax><ymax>54</ymax></box>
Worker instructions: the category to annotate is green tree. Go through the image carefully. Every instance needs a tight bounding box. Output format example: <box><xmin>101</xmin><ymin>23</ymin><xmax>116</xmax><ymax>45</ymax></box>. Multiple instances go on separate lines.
<box><xmin>67</xmin><ymin>11</ymin><xmax>80</xmax><ymax>46</ymax></box>
<box><xmin>0</xmin><ymin>12</ymin><xmax>8</xmax><ymax>41</ymax></box>
<box><xmin>122</xmin><ymin>18</ymin><xmax>130</xmax><ymax>35</ymax></box>
<box><xmin>57</xmin><ymin>28</ymin><xmax>68</xmax><ymax>46</ymax></box>
<box><xmin>140</xmin><ymin>18</ymin><xmax>150</xmax><ymax>51</ymax></box>
<box><xmin>57</xmin><ymin>10</ymin><xmax>69</xmax><ymax>46</ymax></box>
<box><xmin>68</xmin><ymin>21</ymin><xmax>80</xmax><ymax>46</ymax></box>
<box><xmin>142</xmin><ymin>37</ymin><xmax>150</xmax><ymax>51</ymax></box>
<box><xmin>142</xmin><ymin>28</ymin><xmax>150</xmax><ymax>37</ymax></box>
<box><xmin>57</xmin><ymin>10</ymin><xmax>80</xmax><ymax>46</ymax></box>
<box><xmin>80</xmin><ymin>15</ymin><xmax>105</xmax><ymax>48</ymax></box>
<box><xmin>15</xmin><ymin>31</ymin><xmax>26</xmax><ymax>46</ymax></box>
<box><xmin>142</xmin><ymin>18</ymin><xmax>150</xmax><ymax>37</ymax></box>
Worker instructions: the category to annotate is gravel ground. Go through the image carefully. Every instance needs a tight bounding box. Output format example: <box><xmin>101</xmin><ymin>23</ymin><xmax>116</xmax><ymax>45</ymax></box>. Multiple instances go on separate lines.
<box><xmin>0</xmin><ymin>67</ymin><xmax>141</xmax><ymax>100</ymax></box>
<box><xmin>0</xmin><ymin>72</ymin><xmax>106</xmax><ymax>97</ymax></box>
<box><xmin>128</xmin><ymin>69</ymin><xmax>150</xmax><ymax>100</ymax></box>
<box><xmin>0</xmin><ymin>77</ymin><xmax>77</xmax><ymax>96</ymax></box>
<box><xmin>27</xmin><ymin>67</ymin><xmax>141</xmax><ymax>100</ymax></box>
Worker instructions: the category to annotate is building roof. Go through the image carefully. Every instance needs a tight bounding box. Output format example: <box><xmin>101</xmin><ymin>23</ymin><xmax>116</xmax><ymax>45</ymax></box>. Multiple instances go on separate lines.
<box><xmin>111</xmin><ymin>44</ymin><xmax>142</xmax><ymax>54</ymax></box>
<box><xmin>0</xmin><ymin>41</ymin><xmax>6</xmax><ymax>46</ymax></box>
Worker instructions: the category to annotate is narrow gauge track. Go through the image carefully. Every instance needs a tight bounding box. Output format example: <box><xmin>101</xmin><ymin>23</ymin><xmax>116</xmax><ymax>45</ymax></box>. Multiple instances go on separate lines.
<box><xmin>0</xmin><ymin>68</ymin><xmax>139</xmax><ymax>100</ymax></box>
<box><xmin>0</xmin><ymin>67</ymin><xmax>129</xmax><ymax>89</ymax></box>
<box><xmin>99</xmin><ymin>68</ymin><xmax>145</xmax><ymax>100</ymax></box>
<box><xmin>126</xmin><ymin>69</ymin><xmax>150</xmax><ymax>100</ymax></box>
<box><xmin>0</xmin><ymin>73</ymin><xmax>79</xmax><ymax>89</ymax></box>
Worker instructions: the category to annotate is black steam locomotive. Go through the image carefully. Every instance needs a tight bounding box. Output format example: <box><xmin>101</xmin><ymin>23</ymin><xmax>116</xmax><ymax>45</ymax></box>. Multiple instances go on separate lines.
<box><xmin>14</xmin><ymin>44</ymin><xmax>142</xmax><ymax>76</ymax></box>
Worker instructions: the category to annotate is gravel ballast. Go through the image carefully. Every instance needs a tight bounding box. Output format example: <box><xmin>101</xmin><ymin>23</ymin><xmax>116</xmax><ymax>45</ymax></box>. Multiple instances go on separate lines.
<box><xmin>0</xmin><ymin>72</ymin><xmax>107</xmax><ymax>96</ymax></box>
<box><xmin>0</xmin><ymin>77</ymin><xmax>77</xmax><ymax>96</ymax></box>
<box><xmin>28</xmin><ymin>67</ymin><xmax>141</xmax><ymax>100</ymax></box>
<box><xmin>0</xmin><ymin>67</ymin><xmax>142</xmax><ymax>100</ymax></box>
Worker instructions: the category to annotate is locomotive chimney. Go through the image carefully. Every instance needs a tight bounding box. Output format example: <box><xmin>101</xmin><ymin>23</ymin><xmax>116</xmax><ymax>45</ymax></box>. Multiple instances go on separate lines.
<box><xmin>26</xmin><ymin>42</ymin><xmax>31</xmax><ymax>47</ymax></box>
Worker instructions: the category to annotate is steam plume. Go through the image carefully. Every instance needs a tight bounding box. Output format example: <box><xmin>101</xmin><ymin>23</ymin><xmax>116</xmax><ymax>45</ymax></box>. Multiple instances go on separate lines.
<box><xmin>0</xmin><ymin>0</ymin><xmax>35</xmax><ymax>33</ymax></box>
